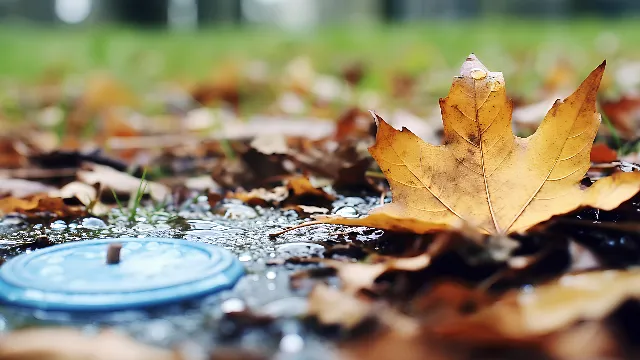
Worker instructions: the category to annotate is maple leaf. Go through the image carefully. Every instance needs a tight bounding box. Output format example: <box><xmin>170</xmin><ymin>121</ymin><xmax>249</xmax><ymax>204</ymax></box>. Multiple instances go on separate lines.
<box><xmin>274</xmin><ymin>55</ymin><xmax>640</xmax><ymax>236</ymax></box>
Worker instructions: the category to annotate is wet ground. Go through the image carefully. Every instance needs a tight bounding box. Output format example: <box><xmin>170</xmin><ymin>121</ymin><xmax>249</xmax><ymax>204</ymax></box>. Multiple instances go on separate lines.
<box><xmin>0</xmin><ymin>195</ymin><xmax>382</xmax><ymax>359</ymax></box>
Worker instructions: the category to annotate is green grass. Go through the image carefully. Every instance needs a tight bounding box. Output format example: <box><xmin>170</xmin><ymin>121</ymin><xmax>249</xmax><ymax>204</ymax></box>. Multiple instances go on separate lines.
<box><xmin>0</xmin><ymin>18</ymin><xmax>638</xmax><ymax>97</ymax></box>
<box><xmin>111</xmin><ymin>168</ymin><xmax>149</xmax><ymax>223</ymax></box>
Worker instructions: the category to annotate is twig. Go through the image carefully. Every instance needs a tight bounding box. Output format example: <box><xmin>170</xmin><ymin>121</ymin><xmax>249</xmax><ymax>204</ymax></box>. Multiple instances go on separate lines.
<box><xmin>269</xmin><ymin>220</ymin><xmax>324</xmax><ymax>237</ymax></box>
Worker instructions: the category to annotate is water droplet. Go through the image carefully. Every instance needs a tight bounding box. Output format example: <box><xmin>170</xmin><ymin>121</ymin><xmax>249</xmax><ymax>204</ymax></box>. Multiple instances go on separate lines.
<box><xmin>279</xmin><ymin>333</ymin><xmax>304</xmax><ymax>353</ymax></box>
<box><xmin>146</xmin><ymin>320</ymin><xmax>173</xmax><ymax>342</ymax></box>
<box><xmin>221</xmin><ymin>204</ymin><xmax>258</xmax><ymax>219</ymax></box>
<box><xmin>267</xmin><ymin>283</ymin><xmax>276</xmax><ymax>291</ymax></box>
<box><xmin>334</xmin><ymin>207</ymin><xmax>358</xmax><ymax>218</ymax></box>
<box><xmin>522</xmin><ymin>284</ymin><xmax>535</xmax><ymax>293</ymax></box>
<box><xmin>221</xmin><ymin>298</ymin><xmax>246</xmax><ymax>313</ymax></box>
<box><xmin>266</xmin><ymin>271</ymin><xmax>277</xmax><ymax>280</ymax></box>
<box><xmin>238</xmin><ymin>253</ymin><xmax>252</xmax><ymax>262</ymax></box>
<box><xmin>50</xmin><ymin>220</ymin><xmax>67</xmax><ymax>230</ymax></box>
<box><xmin>82</xmin><ymin>218</ymin><xmax>107</xmax><ymax>229</ymax></box>
<box><xmin>470</xmin><ymin>68</ymin><xmax>487</xmax><ymax>80</ymax></box>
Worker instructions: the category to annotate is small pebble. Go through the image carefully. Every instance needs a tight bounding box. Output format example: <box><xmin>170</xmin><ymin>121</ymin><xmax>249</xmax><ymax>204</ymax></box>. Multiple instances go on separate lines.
<box><xmin>81</xmin><ymin>218</ymin><xmax>107</xmax><ymax>229</ymax></box>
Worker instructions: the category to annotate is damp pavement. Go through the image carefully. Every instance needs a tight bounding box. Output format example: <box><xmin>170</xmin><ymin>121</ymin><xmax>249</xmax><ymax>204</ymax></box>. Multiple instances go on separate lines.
<box><xmin>0</xmin><ymin>195</ymin><xmax>383</xmax><ymax>359</ymax></box>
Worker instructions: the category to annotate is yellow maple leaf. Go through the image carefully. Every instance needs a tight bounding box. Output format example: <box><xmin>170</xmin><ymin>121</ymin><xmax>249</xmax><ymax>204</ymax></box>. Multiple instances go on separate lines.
<box><xmin>274</xmin><ymin>55</ymin><xmax>640</xmax><ymax>236</ymax></box>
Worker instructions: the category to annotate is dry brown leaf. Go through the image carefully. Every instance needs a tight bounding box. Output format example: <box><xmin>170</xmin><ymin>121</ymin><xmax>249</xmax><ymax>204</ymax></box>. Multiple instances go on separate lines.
<box><xmin>590</xmin><ymin>143</ymin><xmax>618</xmax><ymax>163</ymax></box>
<box><xmin>0</xmin><ymin>194</ymin><xmax>86</xmax><ymax>218</ymax></box>
<box><xmin>0</xmin><ymin>327</ymin><xmax>178</xmax><ymax>360</ymax></box>
<box><xmin>230</xmin><ymin>186</ymin><xmax>289</xmax><ymax>207</ymax></box>
<box><xmin>307</xmin><ymin>283</ymin><xmax>420</xmax><ymax>334</ymax></box>
<box><xmin>0</xmin><ymin>178</ymin><xmax>56</xmax><ymax>198</ymax></box>
<box><xmin>308</xmin><ymin>283</ymin><xmax>373</xmax><ymax>329</ymax></box>
<box><xmin>439</xmin><ymin>270</ymin><xmax>640</xmax><ymax>340</ymax></box>
<box><xmin>275</xmin><ymin>55</ymin><xmax>640</xmax><ymax>237</ymax></box>
<box><xmin>78</xmin><ymin>164</ymin><xmax>170</xmax><ymax>203</ymax></box>
<box><xmin>600</xmin><ymin>95</ymin><xmax>640</xmax><ymax>139</ymax></box>
<box><xmin>291</xmin><ymin>205</ymin><xmax>329</xmax><ymax>215</ymax></box>
<box><xmin>301</xmin><ymin>253</ymin><xmax>432</xmax><ymax>294</ymax></box>
<box><xmin>286</xmin><ymin>176</ymin><xmax>335</xmax><ymax>203</ymax></box>
<box><xmin>50</xmin><ymin>181</ymin><xmax>112</xmax><ymax>216</ymax></box>
<box><xmin>0</xmin><ymin>137</ymin><xmax>25</xmax><ymax>168</ymax></box>
<box><xmin>339</xmin><ymin>328</ymin><xmax>449</xmax><ymax>360</ymax></box>
<box><xmin>228</xmin><ymin>176</ymin><xmax>334</xmax><ymax>208</ymax></box>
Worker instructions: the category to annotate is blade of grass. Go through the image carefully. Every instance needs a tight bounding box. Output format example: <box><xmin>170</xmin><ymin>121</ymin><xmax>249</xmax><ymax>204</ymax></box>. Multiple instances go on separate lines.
<box><xmin>128</xmin><ymin>168</ymin><xmax>148</xmax><ymax>222</ymax></box>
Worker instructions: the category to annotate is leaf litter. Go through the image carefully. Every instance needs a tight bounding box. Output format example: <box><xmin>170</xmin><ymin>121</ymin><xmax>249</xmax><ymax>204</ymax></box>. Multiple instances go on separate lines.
<box><xmin>4</xmin><ymin>52</ymin><xmax>640</xmax><ymax>360</ymax></box>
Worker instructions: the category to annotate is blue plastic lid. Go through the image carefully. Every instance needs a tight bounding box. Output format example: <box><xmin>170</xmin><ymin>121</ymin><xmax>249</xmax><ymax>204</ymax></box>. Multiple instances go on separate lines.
<box><xmin>0</xmin><ymin>237</ymin><xmax>244</xmax><ymax>311</ymax></box>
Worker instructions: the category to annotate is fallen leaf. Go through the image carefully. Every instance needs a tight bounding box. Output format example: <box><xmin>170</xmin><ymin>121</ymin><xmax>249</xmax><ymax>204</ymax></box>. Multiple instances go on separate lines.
<box><xmin>275</xmin><ymin>55</ymin><xmax>640</xmax><ymax>236</ymax></box>
<box><xmin>334</xmin><ymin>107</ymin><xmax>372</xmax><ymax>141</ymax></box>
<box><xmin>590</xmin><ymin>143</ymin><xmax>618</xmax><ymax>163</ymax></box>
<box><xmin>438</xmin><ymin>270</ymin><xmax>640</xmax><ymax>340</ymax></box>
<box><xmin>286</xmin><ymin>176</ymin><xmax>335</xmax><ymax>204</ymax></box>
<box><xmin>307</xmin><ymin>283</ymin><xmax>419</xmax><ymax>334</ymax></box>
<box><xmin>290</xmin><ymin>205</ymin><xmax>329</xmax><ymax>215</ymax></box>
<box><xmin>308</xmin><ymin>283</ymin><xmax>373</xmax><ymax>329</ymax></box>
<box><xmin>52</xmin><ymin>181</ymin><xmax>97</xmax><ymax>205</ymax></box>
<box><xmin>0</xmin><ymin>327</ymin><xmax>177</xmax><ymax>360</ymax></box>
<box><xmin>545</xmin><ymin>322</ymin><xmax>621</xmax><ymax>360</ymax></box>
<box><xmin>339</xmin><ymin>328</ymin><xmax>449</xmax><ymax>360</ymax></box>
<box><xmin>50</xmin><ymin>181</ymin><xmax>112</xmax><ymax>216</ymax></box>
<box><xmin>0</xmin><ymin>178</ymin><xmax>56</xmax><ymax>198</ymax></box>
<box><xmin>600</xmin><ymin>95</ymin><xmax>640</xmax><ymax>139</ymax></box>
<box><xmin>0</xmin><ymin>194</ymin><xmax>86</xmax><ymax>218</ymax></box>
<box><xmin>0</xmin><ymin>137</ymin><xmax>25</xmax><ymax>168</ymax></box>
<box><xmin>322</xmin><ymin>253</ymin><xmax>431</xmax><ymax>293</ymax></box>
<box><xmin>78</xmin><ymin>163</ymin><xmax>170</xmax><ymax>203</ymax></box>
<box><xmin>231</xmin><ymin>186</ymin><xmax>289</xmax><ymax>207</ymax></box>
<box><xmin>295</xmin><ymin>246</ymin><xmax>436</xmax><ymax>294</ymax></box>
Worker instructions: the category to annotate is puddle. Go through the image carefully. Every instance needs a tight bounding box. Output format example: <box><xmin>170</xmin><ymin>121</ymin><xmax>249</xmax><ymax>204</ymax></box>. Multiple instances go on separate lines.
<box><xmin>0</xmin><ymin>196</ymin><xmax>379</xmax><ymax>358</ymax></box>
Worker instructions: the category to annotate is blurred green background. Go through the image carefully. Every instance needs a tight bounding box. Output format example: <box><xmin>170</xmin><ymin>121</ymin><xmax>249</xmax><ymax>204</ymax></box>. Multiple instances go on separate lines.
<box><xmin>0</xmin><ymin>0</ymin><xmax>638</xmax><ymax>107</ymax></box>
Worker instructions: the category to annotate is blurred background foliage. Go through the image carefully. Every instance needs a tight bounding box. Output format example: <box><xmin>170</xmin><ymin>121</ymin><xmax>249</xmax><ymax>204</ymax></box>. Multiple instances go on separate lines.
<box><xmin>0</xmin><ymin>0</ymin><xmax>638</xmax><ymax>83</ymax></box>
<box><xmin>0</xmin><ymin>0</ymin><xmax>638</xmax><ymax>124</ymax></box>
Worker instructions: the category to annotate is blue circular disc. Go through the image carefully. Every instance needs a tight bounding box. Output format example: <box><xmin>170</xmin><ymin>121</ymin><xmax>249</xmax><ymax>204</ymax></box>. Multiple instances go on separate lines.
<box><xmin>0</xmin><ymin>238</ymin><xmax>244</xmax><ymax>311</ymax></box>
